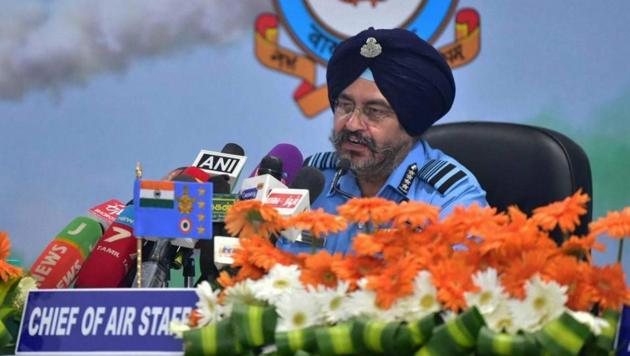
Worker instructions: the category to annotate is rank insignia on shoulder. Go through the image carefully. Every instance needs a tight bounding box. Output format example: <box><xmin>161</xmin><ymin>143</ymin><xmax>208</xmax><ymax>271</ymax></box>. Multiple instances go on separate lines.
<box><xmin>304</xmin><ymin>151</ymin><xmax>339</xmax><ymax>170</ymax></box>
<box><xmin>397</xmin><ymin>163</ymin><xmax>418</xmax><ymax>195</ymax></box>
<box><xmin>418</xmin><ymin>159</ymin><xmax>468</xmax><ymax>195</ymax></box>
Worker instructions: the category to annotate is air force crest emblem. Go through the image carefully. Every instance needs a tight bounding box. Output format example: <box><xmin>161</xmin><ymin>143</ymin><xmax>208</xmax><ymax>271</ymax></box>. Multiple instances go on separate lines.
<box><xmin>254</xmin><ymin>0</ymin><xmax>481</xmax><ymax>118</ymax></box>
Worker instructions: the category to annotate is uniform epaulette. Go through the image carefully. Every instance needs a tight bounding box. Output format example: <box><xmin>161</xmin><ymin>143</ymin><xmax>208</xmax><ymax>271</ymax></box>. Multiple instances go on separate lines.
<box><xmin>303</xmin><ymin>151</ymin><xmax>339</xmax><ymax>170</ymax></box>
<box><xmin>418</xmin><ymin>159</ymin><xmax>468</xmax><ymax>195</ymax></box>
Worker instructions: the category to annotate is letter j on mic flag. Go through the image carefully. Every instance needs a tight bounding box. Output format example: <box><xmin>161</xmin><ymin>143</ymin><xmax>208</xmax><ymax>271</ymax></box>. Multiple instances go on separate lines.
<box><xmin>133</xmin><ymin>180</ymin><xmax>213</xmax><ymax>238</ymax></box>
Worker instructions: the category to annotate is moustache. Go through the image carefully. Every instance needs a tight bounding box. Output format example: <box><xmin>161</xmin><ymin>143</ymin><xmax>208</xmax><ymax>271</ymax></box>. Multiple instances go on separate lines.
<box><xmin>331</xmin><ymin>129</ymin><xmax>382</xmax><ymax>153</ymax></box>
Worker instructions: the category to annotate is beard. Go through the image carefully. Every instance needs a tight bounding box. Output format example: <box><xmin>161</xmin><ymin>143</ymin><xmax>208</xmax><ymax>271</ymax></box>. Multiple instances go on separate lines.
<box><xmin>329</xmin><ymin>128</ymin><xmax>413</xmax><ymax>183</ymax></box>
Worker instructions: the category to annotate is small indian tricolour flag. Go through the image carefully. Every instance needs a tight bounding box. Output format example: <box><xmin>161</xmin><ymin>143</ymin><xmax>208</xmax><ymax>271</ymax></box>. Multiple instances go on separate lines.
<box><xmin>138</xmin><ymin>180</ymin><xmax>175</xmax><ymax>209</ymax></box>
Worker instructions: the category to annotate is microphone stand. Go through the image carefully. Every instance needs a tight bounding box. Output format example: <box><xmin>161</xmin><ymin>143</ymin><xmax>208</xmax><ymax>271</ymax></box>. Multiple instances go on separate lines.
<box><xmin>182</xmin><ymin>248</ymin><xmax>195</xmax><ymax>288</ymax></box>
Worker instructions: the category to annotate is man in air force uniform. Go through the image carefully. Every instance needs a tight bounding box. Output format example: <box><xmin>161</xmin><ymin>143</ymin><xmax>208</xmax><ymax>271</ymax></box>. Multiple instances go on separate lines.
<box><xmin>277</xmin><ymin>27</ymin><xmax>487</xmax><ymax>255</ymax></box>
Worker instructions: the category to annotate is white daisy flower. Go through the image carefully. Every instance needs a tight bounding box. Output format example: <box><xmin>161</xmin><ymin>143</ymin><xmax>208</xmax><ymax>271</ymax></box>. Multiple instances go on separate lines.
<box><xmin>169</xmin><ymin>319</ymin><xmax>191</xmax><ymax>338</ymax></box>
<box><xmin>380</xmin><ymin>296</ymin><xmax>417</xmax><ymax>322</ymax></box>
<box><xmin>347</xmin><ymin>288</ymin><xmax>380</xmax><ymax>319</ymax></box>
<box><xmin>253</xmin><ymin>264</ymin><xmax>303</xmax><ymax>306</ymax></box>
<box><xmin>509</xmin><ymin>275</ymin><xmax>567</xmax><ymax>332</ymax></box>
<box><xmin>484</xmin><ymin>299</ymin><xmax>518</xmax><ymax>335</ymax></box>
<box><xmin>567</xmin><ymin>310</ymin><xmax>610</xmax><ymax>336</ymax></box>
<box><xmin>465</xmin><ymin>268</ymin><xmax>507</xmax><ymax>315</ymax></box>
<box><xmin>222</xmin><ymin>279</ymin><xmax>261</xmax><ymax>316</ymax></box>
<box><xmin>407</xmin><ymin>270</ymin><xmax>441</xmax><ymax>320</ymax></box>
<box><xmin>13</xmin><ymin>276</ymin><xmax>37</xmax><ymax>311</ymax></box>
<box><xmin>383</xmin><ymin>271</ymin><xmax>441</xmax><ymax>323</ymax></box>
<box><xmin>310</xmin><ymin>281</ymin><xmax>353</xmax><ymax>324</ymax></box>
<box><xmin>195</xmin><ymin>281</ymin><xmax>223</xmax><ymax>326</ymax></box>
<box><xmin>275</xmin><ymin>291</ymin><xmax>322</xmax><ymax>332</ymax></box>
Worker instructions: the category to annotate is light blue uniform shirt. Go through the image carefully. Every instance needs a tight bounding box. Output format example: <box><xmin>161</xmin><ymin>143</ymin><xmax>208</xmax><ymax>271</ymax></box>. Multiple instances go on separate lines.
<box><xmin>277</xmin><ymin>140</ymin><xmax>487</xmax><ymax>255</ymax></box>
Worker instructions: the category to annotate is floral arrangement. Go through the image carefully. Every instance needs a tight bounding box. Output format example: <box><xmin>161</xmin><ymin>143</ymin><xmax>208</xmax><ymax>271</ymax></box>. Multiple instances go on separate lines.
<box><xmin>173</xmin><ymin>191</ymin><xmax>630</xmax><ymax>355</ymax></box>
<box><xmin>0</xmin><ymin>231</ymin><xmax>37</xmax><ymax>355</ymax></box>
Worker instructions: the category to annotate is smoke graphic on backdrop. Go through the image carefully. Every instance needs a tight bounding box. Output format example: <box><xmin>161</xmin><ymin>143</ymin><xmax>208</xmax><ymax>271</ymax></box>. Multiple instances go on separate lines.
<box><xmin>0</xmin><ymin>0</ymin><xmax>270</xmax><ymax>100</ymax></box>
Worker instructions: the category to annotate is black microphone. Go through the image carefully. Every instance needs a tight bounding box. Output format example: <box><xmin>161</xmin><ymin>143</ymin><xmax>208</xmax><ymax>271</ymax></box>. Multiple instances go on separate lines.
<box><xmin>196</xmin><ymin>176</ymin><xmax>231</xmax><ymax>285</ymax></box>
<box><xmin>256</xmin><ymin>155</ymin><xmax>284</xmax><ymax>182</ymax></box>
<box><xmin>290</xmin><ymin>166</ymin><xmax>325</xmax><ymax>204</ymax></box>
<box><xmin>330</xmin><ymin>158</ymin><xmax>353</xmax><ymax>199</ymax></box>
<box><xmin>222</xmin><ymin>143</ymin><xmax>245</xmax><ymax>157</ymax></box>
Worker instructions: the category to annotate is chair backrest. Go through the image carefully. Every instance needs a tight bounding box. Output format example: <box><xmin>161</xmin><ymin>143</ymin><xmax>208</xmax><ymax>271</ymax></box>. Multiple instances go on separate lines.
<box><xmin>420</xmin><ymin>121</ymin><xmax>593</xmax><ymax>238</ymax></box>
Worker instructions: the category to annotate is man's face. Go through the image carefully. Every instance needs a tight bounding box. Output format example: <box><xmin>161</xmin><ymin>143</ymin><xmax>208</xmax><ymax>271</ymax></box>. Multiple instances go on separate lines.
<box><xmin>330</xmin><ymin>78</ymin><xmax>414</xmax><ymax>181</ymax></box>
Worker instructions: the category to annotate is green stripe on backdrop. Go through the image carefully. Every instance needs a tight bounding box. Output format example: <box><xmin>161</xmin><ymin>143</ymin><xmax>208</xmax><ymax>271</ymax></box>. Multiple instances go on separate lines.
<box><xmin>596</xmin><ymin>309</ymin><xmax>620</xmax><ymax>351</ymax></box>
<box><xmin>183</xmin><ymin>318</ymin><xmax>242</xmax><ymax>356</ymax></box>
<box><xmin>407</xmin><ymin>313</ymin><xmax>441</xmax><ymax>347</ymax></box>
<box><xmin>476</xmin><ymin>327</ymin><xmax>539</xmax><ymax>355</ymax></box>
<box><xmin>416</xmin><ymin>307</ymin><xmax>485</xmax><ymax>356</ymax></box>
<box><xmin>535</xmin><ymin>312</ymin><xmax>591</xmax><ymax>356</ymax></box>
<box><xmin>316</xmin><ymin>322</ymin><xmax>355</xmax><ymax>356</ymax></box>
<box><xmin>351</xmin><ymin>319</ymin><xmax>417</xmax><ymax>355</ymax></box>
<box><xmin>275</xmin><ymin>326</ymin><xmax>317</xmax><ymax>355</ymax></box>
<box><xmin>231</xmin><ymin>303</ymin><xmax>277</xmax><ymax>348</ymax></box>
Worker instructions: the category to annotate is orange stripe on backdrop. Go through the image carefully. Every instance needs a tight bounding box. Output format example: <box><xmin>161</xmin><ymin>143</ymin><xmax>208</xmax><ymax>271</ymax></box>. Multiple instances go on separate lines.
<box><xmin>140</xmin><ymin>180</ymin><xmax>175</xmax><ymax>191</ymax></box>
<box><xmin>254</xmin><ymin>13</ymin><xmax>328</xmax><ymax>118</ymax></box>
<box><xmin>254</xmin><ymin>9</ymin><xmax>481</xmax><ymax>116</ymax></box>
<box><xmin>440</xmin><ymin>8</ymin><xmax>481</xmax><ymax>69</ymax></box>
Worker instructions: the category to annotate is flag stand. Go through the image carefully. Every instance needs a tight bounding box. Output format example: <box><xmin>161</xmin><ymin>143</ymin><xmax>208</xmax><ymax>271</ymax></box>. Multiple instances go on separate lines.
<box><xmin>135</xmin><ymin>162</ymin><xmax>143</xmax><ymax>288</ymax></box>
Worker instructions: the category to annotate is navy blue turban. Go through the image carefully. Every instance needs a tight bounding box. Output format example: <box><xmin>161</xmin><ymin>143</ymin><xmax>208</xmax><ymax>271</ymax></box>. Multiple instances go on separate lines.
<box><xmin>326</xmin><ymin>28</ymin><xmax>455</xmax><ymax>136</ymax></box>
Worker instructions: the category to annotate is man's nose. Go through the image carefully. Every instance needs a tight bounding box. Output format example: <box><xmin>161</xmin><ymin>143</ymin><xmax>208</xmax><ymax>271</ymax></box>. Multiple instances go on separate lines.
<box><xmin>344</xmin><ymin>109</ymin><xmax>367</xmax><ymax>131</ymax></box>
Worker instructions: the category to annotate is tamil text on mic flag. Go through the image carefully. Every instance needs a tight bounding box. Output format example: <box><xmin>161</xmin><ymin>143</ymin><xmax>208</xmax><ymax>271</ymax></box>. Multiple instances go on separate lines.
<box><xmin>133</xmin><ymin>180</ymin><xmax>213</xmax><ymax>238</ymax></box>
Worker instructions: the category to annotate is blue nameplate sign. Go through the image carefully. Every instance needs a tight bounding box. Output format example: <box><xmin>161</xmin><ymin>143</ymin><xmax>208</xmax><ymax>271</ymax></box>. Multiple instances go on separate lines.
<box><xmin>16</xmin><ymin>289</ymin><xmax>196</xmax><ymax>354</ymax></box>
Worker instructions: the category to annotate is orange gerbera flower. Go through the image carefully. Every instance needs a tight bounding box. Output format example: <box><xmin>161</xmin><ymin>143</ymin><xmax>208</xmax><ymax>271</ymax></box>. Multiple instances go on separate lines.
<box><xmin>589</xmin><ymin>207</ymin><xmax>630</xmax><ymax>238</ymax></box>
<box><xmin>429</xmin><ymin>256</ymin><xmax>478</xmax><ymax>312</ymax></box>
<box><xmin>217</xmin><ymin>271</ymin><xmax>235</xmax><ymax>288</ymax></box>
<box><xmin>542</xmin><ymin>255</ymin><xmax>593</xmax><ymax>310</ymax></box>
<box><xmin>331</xmin><ymin>255</ymin><xmax>384</xmax><ymax>286</ymax></box>
<box><xmin>189</xmin><ymin>309</ymin><xmax>203</xmax><ymax>327</ymax></box>
<box><xmin>337</xmin><ymin>197</ymin><xmax>396</xmax><ymax>225</ymax></box>
<box><xmin>230</xmin><ymin>236</ymin><xmax>297</xmax><ymax>282</ymax></box>
<box><xmin>286</xmin><ymin>208</ymin><xmax>347</xmax><ymax>238</ymax></box>
<box><xmin>367</xmin><ymin>256</ymin><xmax>421</xmax><ymax>308</ymax></box>
<box><xmin>560</xmin><ymin>234</ymin><xmax>605</xmax><ymax>261</ymax></box>
<box><xmin>444</xmin><ymin>204</ymin><xmax>508</xmax><ymax>239</ymax></box>
<box><xmin>0</xmin><ymin>232</ymin><xmax>22</xmax><ymax>282</ymax></box>
<box><xmin>532</xmin><ymin>189</ymin><xmax>590</xmax><ymax>233</ymax></box>
<box><xmin>224</xmin><ymin>200</ymin><xmax>286</xmax><ymax>239</ymax></box>
<box><xmin>390</xmin><ymin>201</ymin><xmax>440</xmax><ymax>230</ymax></box>
<box><xmin>248</xmin><ymin>236</ymin><xmax>298</xmax><ymax>270</ymax></box>
<box><xmin>500</xmin><ymin>249</ymin><xmax>552</xmax><ymax>299</ymax></box>
<box><xmin>353</xmin><ymin>233</ymin><xmax>384</xmax><ymax>256</ymax></box>
<box><xmin>588</xmin><ymin>263</ymin><xmax>630</xmax><ymax>310</ymax></box>
<box><xmin>300</xmin><ymin>250</ymin><xmax>343</xmax><ymax>288</ymax></box>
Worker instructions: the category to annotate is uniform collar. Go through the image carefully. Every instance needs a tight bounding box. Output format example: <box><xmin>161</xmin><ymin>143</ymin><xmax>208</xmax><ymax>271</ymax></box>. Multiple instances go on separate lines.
<box><xmin>327</xmin><ymin>141</ymin><xmax>428</xmax><ymax>200</ymax></box>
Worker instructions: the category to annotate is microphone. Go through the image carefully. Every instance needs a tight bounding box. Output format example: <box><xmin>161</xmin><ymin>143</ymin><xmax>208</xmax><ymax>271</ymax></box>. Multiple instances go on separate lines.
<box><xmin>74</xmin><ymin>203</ymin><xmax>136</xmax><ymax>288</ymax></box>
<box><xmin>87</xmin><ymin>199</ymin><xmax>127</xmax><ymax>229</ymax></box>
<box><xmin>291</xmin><ymin>166</ymin><xmax>325</xmax><ymax>205</ymax></box>
<box><xmin>248</xmin><ymin>143</ymin><xmax>303</xmax><ymax>185</ymax></box>
<box><xmin>30</xmin><ymin>210</ymin><xmax>105</xmax><ymax>288</ymax></box>
<box><xmin>265</xmin><ymin>167</ymin><xmax>326</xmax><ymax>243</ymax></box>
<box><xmin>329</xmin><ymin>158</ymin><xmax>353</xmax><ymax>199</ymax></box>
<box><xmin>214</xmin><ymin>167</ymin><xmax>326</xmax><ymax>264</ymax></box>
<box><xmin>256</xmin><ymin>155</ymin><xmax>284</xmax><ymax>182</ymax></box>
<box><xmin>191</xmin><ymin>143</ymin><xmax>247</xmax><ymax>189</ymax></box>
<box><xmin>197</xmin><ymin>176</ymin><xmax>232</xmax><ymax>284</ymax></box>
<box><xmin>132</xmin><ymin>238</ymin><xmax>178</xmax><ymax>288</ymax></box>
<box><xmin>239</xmin><ymin>156</ymin><xmax>288</xmax><ymax>201</ymax></box>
